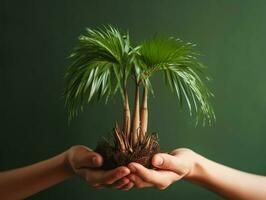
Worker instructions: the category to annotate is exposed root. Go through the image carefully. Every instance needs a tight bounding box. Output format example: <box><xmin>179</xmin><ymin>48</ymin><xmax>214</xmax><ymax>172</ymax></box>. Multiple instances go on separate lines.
<box><xmin>95</xmin><ymin>124</ymin><xmax>160</xmax><ymax>170</ymax></box>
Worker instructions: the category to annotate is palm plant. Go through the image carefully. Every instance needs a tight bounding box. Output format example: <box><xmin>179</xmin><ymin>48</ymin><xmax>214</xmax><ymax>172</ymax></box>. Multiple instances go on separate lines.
<box><xmin>64</xmin><ymin>26</ymin><xmax>215</xmax><ymax>169</ymax></box>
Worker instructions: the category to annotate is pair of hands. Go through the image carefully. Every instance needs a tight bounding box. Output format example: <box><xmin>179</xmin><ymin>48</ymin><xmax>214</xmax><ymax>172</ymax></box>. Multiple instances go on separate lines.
<box><xmin>65</xmin><ymin>145</ymin><xmax>197</xmax><ymax>190</ymax></box>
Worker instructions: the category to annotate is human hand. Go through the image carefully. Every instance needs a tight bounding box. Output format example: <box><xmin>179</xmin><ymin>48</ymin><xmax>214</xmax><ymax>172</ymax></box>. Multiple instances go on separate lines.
<box><xmin>127</xmin><ymin>148</ymin><xmax>196</xmax><ymax>190</ymax></box>
<box><xmin>66</xmin><ymin>145</ymin><xmax>133</xmax><ymax>190</ymax></box>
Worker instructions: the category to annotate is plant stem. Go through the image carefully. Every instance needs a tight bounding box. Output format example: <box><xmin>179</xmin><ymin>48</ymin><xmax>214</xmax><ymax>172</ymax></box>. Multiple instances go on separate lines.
<box><xmin>122</xmin><ymin>88</ymin><xmax>131</xmax><ymax>136</ymax></box>
<box><xmin>140</xmin><ymin>86</ymin><xmax>148</xmax><ymax>138</ymax></box>
<box><xmin>131</xmin><ymin>84</ymin><xmax>140</xmax><ymax>146</ymax></box>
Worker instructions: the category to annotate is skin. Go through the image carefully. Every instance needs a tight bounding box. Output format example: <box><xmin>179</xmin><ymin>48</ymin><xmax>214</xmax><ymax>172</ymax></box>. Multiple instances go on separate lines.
<box><xmin>0</xmin><ymin>145</ymin><xmax>132</xmax><ymax>200</ymax></box>
<box><xmin>2</xmin><ymin>146</ymin><xmax>266</xmax><ymax>199</ymax></box>
<box><xmin>127</xmin><ymin>148</ymin><xmax>266</xmax><ymax>200</ymax></box>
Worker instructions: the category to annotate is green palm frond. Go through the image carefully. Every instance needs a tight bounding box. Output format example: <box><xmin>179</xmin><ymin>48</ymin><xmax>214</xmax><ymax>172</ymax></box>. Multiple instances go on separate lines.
<box><xmin>137</xmin><ymin>37</ymin><xmax>215</xmax><ymax>125</ymax></box>
<box><xmin>65</xmin><ymin>25</ymin><xmax>132</xmax><ymax>120</ymax></box>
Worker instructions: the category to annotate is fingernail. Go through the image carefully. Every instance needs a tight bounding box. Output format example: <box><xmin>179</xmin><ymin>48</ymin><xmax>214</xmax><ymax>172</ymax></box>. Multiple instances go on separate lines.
<box><xmin>92</xmin><ymin>156</ymin><xmax>98</xmax><ymax>166</ymax></box>
<box><xmin>154</xmin><ymin>156</ymin><xmax>163</xmax><ymax>166</ymax></box>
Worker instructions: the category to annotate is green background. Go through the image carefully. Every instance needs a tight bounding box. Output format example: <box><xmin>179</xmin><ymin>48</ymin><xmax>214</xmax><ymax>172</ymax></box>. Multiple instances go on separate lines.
<box><xmin>1</xmin><ymin>0</ymin><xmax>266</xmax><ymax>199</ymax></box>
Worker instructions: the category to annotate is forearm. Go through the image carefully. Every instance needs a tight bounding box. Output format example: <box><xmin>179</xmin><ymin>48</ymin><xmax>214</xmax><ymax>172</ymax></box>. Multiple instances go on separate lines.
<box><xmin>187</xmin><ymin>153</ymin><xmax>266</xmax><ymax>200</ymax></box>
<box><xmin>0</xmin><ymin>151</ymin><xmax>74</xmax><ymax>200</ymax></box>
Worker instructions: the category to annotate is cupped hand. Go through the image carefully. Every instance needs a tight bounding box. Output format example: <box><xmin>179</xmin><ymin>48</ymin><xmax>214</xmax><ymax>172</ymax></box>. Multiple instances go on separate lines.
<box><xmin>127</xmin><ymin>148</ymin><xmax>196</xmax><ymax>190</ymax></box>
<box><xmin>66</xmin><ymin>145</ymin><xmax>134</xmax><ymax>190</ymax></box>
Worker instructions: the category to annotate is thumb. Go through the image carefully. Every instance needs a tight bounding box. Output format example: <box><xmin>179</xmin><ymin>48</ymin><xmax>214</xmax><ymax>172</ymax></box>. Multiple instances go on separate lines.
<box><xmin>73</xmin><ymin>151</ymin><xmax>103</xmax><ymax>169</ymax></box>
<box><xmin>83</xmin><ymin>152</ymin><xmax>103</xmax><ymax>168</ymax></box>
<box><xmin>151</xmin><ymin>153</ymin><xmax>189</xmax><ymax>175</ymax></box>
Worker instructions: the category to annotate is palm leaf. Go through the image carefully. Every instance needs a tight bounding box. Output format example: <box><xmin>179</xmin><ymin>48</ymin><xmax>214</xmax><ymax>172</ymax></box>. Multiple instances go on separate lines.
<box><xmin>64</xmin><ymin>26</ymin><xmax>133</xmax><ymax>120</ymax></box>
<box><xmin>137</xmin><ymin>37</ymin><xmax>215</xmax><ymax>125</ymax></box>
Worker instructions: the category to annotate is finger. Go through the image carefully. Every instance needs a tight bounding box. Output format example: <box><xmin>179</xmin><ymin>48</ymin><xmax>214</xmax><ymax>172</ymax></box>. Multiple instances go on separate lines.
<box><xmin>88</xmin><ymin>166</ymin><xmax>130</xmax><ymax>185</ymax></box>
<box><xmin>102</xmin><ymin>166</ymin><xmax>130</xmax><ymax>185</ymax></box>
<box><xmin>128</xmin><ymin>163</ymin><xmax>179</xmax><ymax>189</ymax></box>
<box><xmin>148</xmin><ymin>170</ymin><xmax>179</xmax><ymax>190</ymax></box>
<box><xmin>127</xmin><ymin>174</ymin><xmax>153</xmax><ymax>188</ymax></box>
<box><xmin>121</xmin><ymin>182</ymin><xmax>134</xmax><ymax>191</ymax></box>
<box><xmin>112</xmin><ymin>177</ymin><xmax>130</xmax><ymax>189</ymax></box>
<box><xmin>152</xmin><ymin>153</ymin><xmax>189</xmax><ymax>175</ymax></box>
<box><xmin>128</xmin><ymin>162</ymin><xmax>154</xmax><ymax>183</ymax></box>
<box><xmin>82</xmin><ymin>152</ymin><xmax>103</xmax><ymax>168</ymax></box>
<box><xmin>73</xmin><ymin>149</ymin><xmax>103</xmax><ymax>169</ymax></box>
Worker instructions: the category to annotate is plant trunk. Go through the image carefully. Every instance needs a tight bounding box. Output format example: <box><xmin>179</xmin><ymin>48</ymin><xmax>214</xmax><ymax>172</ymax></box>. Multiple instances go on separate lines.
<box><xmin>122</xmin><ymin>88</ymin><xmax>130</xmax><ymax>136</ymax></box>
<box><xmin>130</xmin><ymin>84</ymin><xmax>140</xmax><ymax>146</ymax></box>
<box><xmin>140</xmin><ymin>86</ymin><xmax>148</xmax><ymax>139</ymax></box>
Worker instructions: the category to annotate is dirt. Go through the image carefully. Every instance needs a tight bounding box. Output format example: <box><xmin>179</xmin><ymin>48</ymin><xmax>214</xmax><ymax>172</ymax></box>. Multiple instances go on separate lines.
<box><xmin>95</xmin><ymin>134</ymin><xmax>160</xmax><ymax>170</ymax></box>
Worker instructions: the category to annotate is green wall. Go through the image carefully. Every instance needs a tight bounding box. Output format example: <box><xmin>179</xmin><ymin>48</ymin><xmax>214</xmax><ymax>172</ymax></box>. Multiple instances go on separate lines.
<box><xmin>1</xmin><ymin>0</ymin><xmax>266</xmax><ymax>199</ymax></box>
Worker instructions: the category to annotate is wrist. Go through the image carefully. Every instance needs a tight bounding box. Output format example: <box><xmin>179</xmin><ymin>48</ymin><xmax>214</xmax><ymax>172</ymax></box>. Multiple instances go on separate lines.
<box><xmin>61</xmin><ymin>150</ymin><xmax>76</xmax><ymax>177</ymax></box>
<box><xmin>184</xmin><ymin>151</ymin><xmax>207</xmax><ymax>181</ymax></box>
